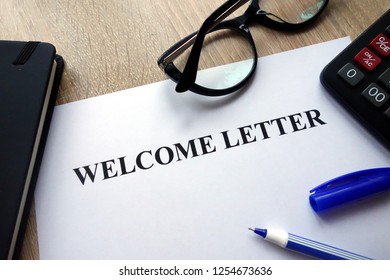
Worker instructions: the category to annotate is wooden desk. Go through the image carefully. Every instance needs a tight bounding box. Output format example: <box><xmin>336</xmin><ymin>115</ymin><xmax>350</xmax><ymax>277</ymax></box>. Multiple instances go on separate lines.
<box><xmin>1</xmin><ymin>0</ymin><xmax>388</xmax><ymax>259</ymax></box>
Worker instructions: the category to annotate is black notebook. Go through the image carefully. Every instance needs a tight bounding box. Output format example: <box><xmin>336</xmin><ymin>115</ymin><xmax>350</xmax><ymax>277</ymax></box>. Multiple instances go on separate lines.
<box><xmin>0</xmin><ymin>41</ymin><xmax>63</xmax><ymax>259</ymax></box>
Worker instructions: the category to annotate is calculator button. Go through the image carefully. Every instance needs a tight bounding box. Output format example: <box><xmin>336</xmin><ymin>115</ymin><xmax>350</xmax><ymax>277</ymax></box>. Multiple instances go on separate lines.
<box><xmin>362</xmin><ymin>83</ymin><xmax>389</xmax><ymax>108</ymax></box>
<box><xmin>369</xmin><ymin>34</ymin><xmax>390</xmax><ymax>57</ymax></box>
<box><xmin>379</xmin><ymin>68</ymin><xmax>390</xmax><ymax>90</ymax></box>
<box><xmin>354</xmin><ymin>48</ymin><xmax>382</xmax><ymax>71</ymax></box>
<box><xmin>338</xmin><ymin>63</ymin><xmax>364</xmax><ymax>86</ymax></box>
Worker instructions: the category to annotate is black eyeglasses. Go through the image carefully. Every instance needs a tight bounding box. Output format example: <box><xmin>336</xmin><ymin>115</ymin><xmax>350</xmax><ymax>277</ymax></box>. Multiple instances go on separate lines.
<box><xmin>157</xmin><ymin>0</ymin><xmax>329</xmax><ymax>97</ymax></box>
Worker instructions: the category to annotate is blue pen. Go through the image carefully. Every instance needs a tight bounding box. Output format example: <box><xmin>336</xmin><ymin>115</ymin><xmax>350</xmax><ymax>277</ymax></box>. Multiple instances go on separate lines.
<box><xmin>249</xmin><ymin>228</ymin><xmax>372</xmax><ymax>260</ymax></box>
<box><xmin>309</xmin><ymin>167</ymin><xmax>390</xmax><ymax>212</ymax></box>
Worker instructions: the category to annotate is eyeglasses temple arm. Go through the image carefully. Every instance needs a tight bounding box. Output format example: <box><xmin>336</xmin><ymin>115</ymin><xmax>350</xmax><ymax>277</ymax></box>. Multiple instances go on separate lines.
<box><xmin>158</xmin><ymin>0</ymin><xmax>249</xmax><ymax>72</ymax></box>
<box><xmin>157</xmin><ymin>31</ymin><xmax>197</xmax><ymax>71</ymax></box>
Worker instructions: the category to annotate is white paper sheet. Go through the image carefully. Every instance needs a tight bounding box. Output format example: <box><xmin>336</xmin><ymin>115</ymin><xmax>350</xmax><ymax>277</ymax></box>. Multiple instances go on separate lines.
<box><xmin>35</xmin><ymin>38</ymin><xmax>390</xmax><ymax>259</ymax></box>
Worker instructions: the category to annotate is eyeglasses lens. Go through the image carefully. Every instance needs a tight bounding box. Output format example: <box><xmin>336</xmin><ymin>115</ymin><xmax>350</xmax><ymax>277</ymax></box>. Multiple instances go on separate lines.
<box><xmin>261</xmin><ymin>0</ymin><xmax>327</xmax><ymax>23</ymax></box>
<box><xmin>173</xmin><ymin>1</ymin><xmax>327</xmax><ymax>92</ymax></box>
<box><xmin>176</xmin><ymin>27</ymin><xmax>255</xmax><ymax>91</ymax></box>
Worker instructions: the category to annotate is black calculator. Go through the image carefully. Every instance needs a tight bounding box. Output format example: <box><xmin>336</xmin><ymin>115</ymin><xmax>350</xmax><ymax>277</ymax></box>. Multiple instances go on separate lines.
<box><xmin>320</xmin><ymin>9</ymin><xmax>390</xmax><ymax>149</ymax></box>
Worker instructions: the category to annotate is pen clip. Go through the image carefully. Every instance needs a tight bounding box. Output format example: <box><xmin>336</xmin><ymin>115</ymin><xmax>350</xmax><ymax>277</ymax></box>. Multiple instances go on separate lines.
<box><xmin>309</xmin><ymin>167</ymin><xmax>390</xmax><ymax>194</ymax></box>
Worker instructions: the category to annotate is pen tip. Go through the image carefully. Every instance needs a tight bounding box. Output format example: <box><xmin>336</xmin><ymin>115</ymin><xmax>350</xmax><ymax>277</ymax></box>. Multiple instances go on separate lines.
<box><xmin>248</xmin><ymin>228</ymin><xmax>267</xmax><ymax>238</ymax></box>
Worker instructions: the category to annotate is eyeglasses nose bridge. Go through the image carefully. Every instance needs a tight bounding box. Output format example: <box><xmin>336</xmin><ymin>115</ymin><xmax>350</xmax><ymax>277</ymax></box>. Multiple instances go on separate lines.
<box><xmin>239</xmin><ymin>24</ymin><xmax>250</xmax><ymax>33</ymax></box>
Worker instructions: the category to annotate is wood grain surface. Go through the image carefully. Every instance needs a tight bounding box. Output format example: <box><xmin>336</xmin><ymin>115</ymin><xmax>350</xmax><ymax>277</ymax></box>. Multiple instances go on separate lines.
<box><xmin>0</xmin><ymin>0</ymin><xmax>388</xmax><ymax>259</ymax></box>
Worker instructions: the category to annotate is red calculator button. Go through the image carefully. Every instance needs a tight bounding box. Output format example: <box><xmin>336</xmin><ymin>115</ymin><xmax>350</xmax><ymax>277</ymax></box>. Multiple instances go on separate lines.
<box><xmin>354</xmin><ymin>48</ymin><xmax>382</xmax><ymax>71</ymax></box>
<box><xmin>369</xmin><ymin>34</ymin><xmax>390</xmax><ymax>57</ymax></box>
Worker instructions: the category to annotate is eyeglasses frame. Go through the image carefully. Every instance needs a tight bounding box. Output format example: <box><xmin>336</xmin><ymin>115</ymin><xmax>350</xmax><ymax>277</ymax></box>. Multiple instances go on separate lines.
<box><xmin>157</xmin><ymin>0</ymin><xmax>330</xmax><ymax>96</ymax></box>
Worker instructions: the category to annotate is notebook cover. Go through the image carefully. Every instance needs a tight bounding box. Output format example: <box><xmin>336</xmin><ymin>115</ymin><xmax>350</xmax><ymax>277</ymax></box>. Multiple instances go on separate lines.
<box><xmin>0</xmin><ymin>41</ymin><xmax>64</xmax><ymax>259</ymax></box>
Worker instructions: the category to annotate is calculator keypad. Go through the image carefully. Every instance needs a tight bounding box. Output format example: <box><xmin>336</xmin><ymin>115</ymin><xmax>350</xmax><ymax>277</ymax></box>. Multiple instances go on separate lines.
<box><xmin>321</xmin><ymin>10</ymin><xmax>390</xmax><ymax>149</ymax></box>
<box><xmin>338</xmin><ymin>25</ymin><xmax>390</xmax><ymax>119</ymax></box>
